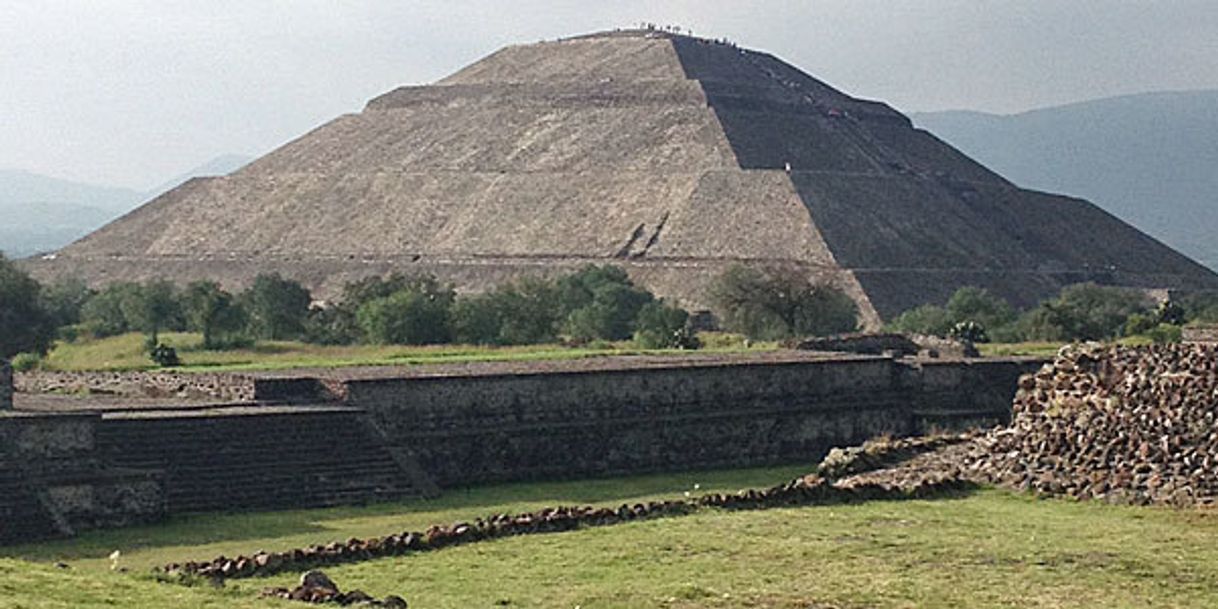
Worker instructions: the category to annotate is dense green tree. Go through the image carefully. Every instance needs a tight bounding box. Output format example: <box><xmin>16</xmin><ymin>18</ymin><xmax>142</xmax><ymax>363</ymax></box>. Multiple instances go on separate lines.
<box><xmin>241</xmin><ymin>274</ymin><xmax>312</xmax><ymax>340</ymax></box>
<box><xmin>119</xmin><ymin>280</ymin><xmax>183</xmax><ymax>345</ymax></box>
<box><xmin>39</xmin><ymin>277</ymin><xmax>94</xmax><ymax>331</ymax></box>
<box><xmin>450</xmin><ymin>294</ymin><xmax>504</xmax><ymax>345</ymax></box>
<box><xmin>182</xmin><ymin>281</ymin><xmax>247</xmax><ymax>349</ymax></box>
<box><xmin>494</xmin><ymin>277</ymin><xmax>563</xmax><ymax>344</ymax></box>
<box><xmin>356</xmin><ymin>288</ymin><xmax>453</xmax><ymax>345</ymax></box>
<box><xmin>563</xmin><ymin>281</ymin><xmax>654</xmax><ymax>341</ymax></box>
<box><xmin>887</xmin><ymin>304</ymin><xmax>954</xmax><ymax>337</ymax></box>
<box><xmin>0</xmin><ymin>254</ymin><xmax>55</xmax><ymax>361</ymax></box>
<box><xmin>709</xmin><ymin>265</ymin><xmax>858</xmax><ymax>340</ymax></box>
<box><xmin>946</xmin><ymin>287</ymin><xmax>1016</xmax><ymax>330</ymax></box>
<box><xmin>80</xmin><ymin>283</ymin><xmax>139</xmax><ymax>337</ymax></box>
<box><xmin>1020</xmin><ymin>283</ymin><xmax>1151</xmax><ymax>341</ymax></box>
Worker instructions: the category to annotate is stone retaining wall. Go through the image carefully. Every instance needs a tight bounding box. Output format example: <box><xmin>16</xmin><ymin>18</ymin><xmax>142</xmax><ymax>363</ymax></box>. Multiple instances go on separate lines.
<box><xmin>1</xmin><ymin>361</ymin><xmax>12</xmax><ymax>410</ymax></box>
<box><xmin>345</xmin><ymin>356</ymin><xmax>1042</xmax><ymax>488</ymax></box>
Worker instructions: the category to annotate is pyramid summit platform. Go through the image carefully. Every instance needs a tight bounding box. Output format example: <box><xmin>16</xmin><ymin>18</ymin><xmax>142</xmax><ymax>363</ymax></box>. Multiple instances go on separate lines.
<box><xmin>28</xmin><ymin>29</ymin><xmax>1218</xmax><ymax>325</ymax></box>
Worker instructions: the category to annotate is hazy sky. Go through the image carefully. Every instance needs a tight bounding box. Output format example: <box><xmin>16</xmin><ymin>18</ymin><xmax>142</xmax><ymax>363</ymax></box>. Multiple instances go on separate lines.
<box><xmin>3</xmin><ymin>0</ymin><xmax>1216</xmax><ymax>190</ymax></box>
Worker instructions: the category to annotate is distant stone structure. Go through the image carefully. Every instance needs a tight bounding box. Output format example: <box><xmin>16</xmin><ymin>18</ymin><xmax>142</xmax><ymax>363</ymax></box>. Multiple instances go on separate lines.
<box><xmin>24</xmin><ymin>29</ymin><xmax>1218</xmax><ymax>325</ymax></box>
<box><xmin>1183</xmin><ymin>324</ymin><xmax>1218</xmax><ymax>344</ymax></box>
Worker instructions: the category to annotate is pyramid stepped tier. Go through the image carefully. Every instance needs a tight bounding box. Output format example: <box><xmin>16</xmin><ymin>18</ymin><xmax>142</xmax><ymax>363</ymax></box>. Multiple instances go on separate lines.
<box><xmin>96</xmin><ymin>407</ymin><xmax>428</xmax><ymax>513</ymax></box>
<box><xmin>27</xmin><ymin>30</ymin><xmax>1218</xmax><ymax>322</ymax></box>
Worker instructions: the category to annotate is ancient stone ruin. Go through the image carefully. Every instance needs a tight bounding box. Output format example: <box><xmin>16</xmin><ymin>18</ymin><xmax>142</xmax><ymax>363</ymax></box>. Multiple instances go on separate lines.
<box><xmin>836</xmin><ymin>344</ymin><xmax>1218</xmax><ymax>507</ymax></box>
<box><xmin>1</xmin><ymin>360</ymin><xmax>12</xmax><ymax>411</ymax></box>
<box><xmin>24</xmin><ymin>29</ymin><xmax>1218</xmax><ymax>325</ymax></box>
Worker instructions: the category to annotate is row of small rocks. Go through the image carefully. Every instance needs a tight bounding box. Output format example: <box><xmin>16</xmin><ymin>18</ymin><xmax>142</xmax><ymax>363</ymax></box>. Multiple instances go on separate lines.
<box><xmin>160</xmin><ymin>473</ymin><xmax>970</xmax><ymax>582</ymax></box>
<box><xmin>964</xmin><ymin>343</ymin><xmax>1218</xmax><ymax>506</ymax></box>
<box><xmin>260</xmin><ymin>570</ymin><xmax>407</xmax><ymax>607</ymax></box>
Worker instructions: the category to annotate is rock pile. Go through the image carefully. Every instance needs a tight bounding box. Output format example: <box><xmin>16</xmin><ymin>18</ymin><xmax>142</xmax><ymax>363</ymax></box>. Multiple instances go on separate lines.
<box><xmin>965</xmin><ymin>343</ymin><xmax>1218</xmax><ymax>506</ymax></box>
<box><xmin>161</xmin><ymin>473</ymin><xmax>970</xmax><ymax>582</ymax></box>
<box><xmin>260</xmin><ymin>570</ymin><xmax>407</xmax><ymax>607</ymax></box>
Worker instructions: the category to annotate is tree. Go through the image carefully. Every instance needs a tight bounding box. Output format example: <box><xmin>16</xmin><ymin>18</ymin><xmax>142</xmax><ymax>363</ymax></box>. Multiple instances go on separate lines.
<box><xmin>357</xmin><ymin>289</ymin><xmax>453</xmax><ymax>345</ymax></box>
<box><xmin>182</xmin><ymin>281</ymin><xmax>247</xmax><ymax>349</ymax></box>
<box><xmin>241</xmin><ymin>274</ymin><xmax>312</xmax><ymax>340</ymax></box>
<box><xmin>80</xmin><ymin>283</ymin><xmax>140</xmax><ymax>337</ymax></box>
<box><xmin>0</xmin><ymin>254</ymin><xmax>55</xmax><ymax>360</ymax></box>
<box><xmin>553</xmin><ymin>265</ymin><xmax>655</xmax><ymax>341</ymax></box>
<box><xmin>1020</xmin><ymin>283</ymin><xmax>1151</xmax><ymax>341</ymax></box>
<box><xmin>946</xmin><ymin>287</ymin><xmax>1016</xmax><ymax>330</ymax></box>
<box><xmin>887</xmin><ymin>304</ymin><xmax>953</xmax><ymax>337</ymax></box>
<box><xmin>119</xmin><ymin>280</ymin><xmax>182</xmax><ymax>345</ymax></box>
<box><xmin>709</xmin><ymin>265</ymin><xmax>858</xmax><ymax>340</ymax></box>
<box><xmin>40</xmin><ymin>277</ymin><xmax>94</xmax><ymax>331</ymax></box>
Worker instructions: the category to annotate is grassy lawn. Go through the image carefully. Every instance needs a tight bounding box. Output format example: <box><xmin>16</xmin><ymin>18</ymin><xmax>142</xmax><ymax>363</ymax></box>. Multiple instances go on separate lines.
<box><xmin>33</xmin><ymin>332</ymin><xmax>772</xmax><ymax>373</ymax></box>
<box><xmin>5</xmin><ymin>465</ymin><xmax>1218</xmax><ymax>608</ymax></box>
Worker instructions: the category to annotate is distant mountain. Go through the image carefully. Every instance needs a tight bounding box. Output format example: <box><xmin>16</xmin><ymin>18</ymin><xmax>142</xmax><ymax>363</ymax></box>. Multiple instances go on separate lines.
<box><xmin>0</xmin><ymin>155</ymin><xmax>252</xmax><ymax>258</ymax></box>
<box><xmin>146</xmin><ymin>154</ymin><xmax>251</xmax><ymax>198</ymax></box>
<box><xmin>911</xmin><ymin>90</ymin><xmax>1218</xmax><ymax>271</ymax></box>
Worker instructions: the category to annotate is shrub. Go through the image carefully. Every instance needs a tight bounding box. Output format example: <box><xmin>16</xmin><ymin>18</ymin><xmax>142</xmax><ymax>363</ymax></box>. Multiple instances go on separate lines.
<box><xmin>949</xmin><ymin>320</ymin><xmax>990</xmax><ymax>343</ymax></box>
<box><xmin>450</xmin><ymin>295</ymin><xmax>504</xmax><ymax>345</ymax></box>
<box><xmin>946</xmin><ymin>287</ymin><xmax>1016</xmax><ymax>330</ymax></box>
<box><xmin>633</xmin><ymin>301</ymin><xmax>699</xmax><ymax>349</ymax></box>
<box><xmin>1124</xmin><ymin>312</ymin><xmax>1157</xmax><ymax>337</ymax></box>
<box><xmin>1147</xmin><ymin>323</ymin><xmax>1184</xmax><ymax>344</ymax></box>
<box><xmin>148</xmin><ymin>344</ymin><xmax>181</xmax><ymax>367</ymax></box>
<box><xmin>709</xmin><ymin>265</ymin><xmax>858</xmax><ymax>340</ymax></box>
<box><xmin>10</xmin><ymin>352</ymin><xmax>42</xmax><ymax>372</ymax></box>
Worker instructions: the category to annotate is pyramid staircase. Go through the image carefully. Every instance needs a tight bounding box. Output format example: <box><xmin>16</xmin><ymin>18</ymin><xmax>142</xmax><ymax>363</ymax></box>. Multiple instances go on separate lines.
<box><xmin>96</xmin><ymin>406</ymin><xmax>434</xmax><ymax>513</ymax></box>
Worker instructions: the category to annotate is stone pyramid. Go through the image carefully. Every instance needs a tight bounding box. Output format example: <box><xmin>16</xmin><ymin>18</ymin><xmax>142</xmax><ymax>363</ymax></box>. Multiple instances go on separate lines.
<box><xmin>29</xmin><ymin>29</ymin><xmax>1218</xmax><ymax>326</ymax></box>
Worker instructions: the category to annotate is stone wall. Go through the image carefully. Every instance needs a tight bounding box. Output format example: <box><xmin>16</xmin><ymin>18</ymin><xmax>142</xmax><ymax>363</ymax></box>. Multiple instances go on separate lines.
<box><xmin>1</xmin><ymin>360</ymin><xmax>12</xmax><ymax>410</ymax></box>
<box><xmin>1184</xmin><ymin>324</ymin><xmax>1218</xmax><ymax>344</ymax></box>
<box><xmin>15</xmin><ymin>370</ymin><xmax>255</xmax><ymax>402</ymax></box>
<box><xmin>345</xmin><ymin>356</ymin><xmax>1042</xmax><ymax>488</ymax></box>
<box><xmin>0</xmin><ymin>412</ymin><xmax>165</xmax><ymax>544</ymax></box>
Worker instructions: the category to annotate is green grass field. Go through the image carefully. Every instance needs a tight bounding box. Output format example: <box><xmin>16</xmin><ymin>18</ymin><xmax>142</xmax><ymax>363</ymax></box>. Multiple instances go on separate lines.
<box><xmin>5</xmin><ymin>465</ymin><xmax>1218</xmax><ymax>608</ymax></box>
<box><xmin>32</xmin><ymin>332</ymin><xmax>773</xmax><ymax>373</ymax></box>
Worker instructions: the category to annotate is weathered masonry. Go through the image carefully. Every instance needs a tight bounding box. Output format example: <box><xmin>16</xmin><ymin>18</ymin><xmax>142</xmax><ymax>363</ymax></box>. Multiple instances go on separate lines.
<box><xmin>2</xmin><ymin>354</ymin><xmax>1042</xmax><ymax>543</ymax></box>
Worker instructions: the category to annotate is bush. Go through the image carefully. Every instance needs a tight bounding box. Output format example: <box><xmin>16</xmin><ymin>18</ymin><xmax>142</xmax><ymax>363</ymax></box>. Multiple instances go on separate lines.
<box><xmin>889</xmin><ymin>287</ymin><xmax>1018</xmax><ymax>340</ymax></box>
<box><xmin>10</xmin><ymin>352</ymin><xmax>42</xmax><ymax>372</ymax></box>
<box><xmin>946</xmin><ymin>287</ymin><xmax>1016</xmax><ymax>330</ymax></box>
<box><xmin>709</xmin><ymin>265</ymin><xmax>858</xmax><ymax>340</ymax></box>
<box><xmin>450</xmin><ymin>295</ymin><xmax>504</xmax><ymax>345</ymax></box>
<box><xmin>1124</xmin><ymin>312</ymin><xmax>1157</xmax><ymax>337</ymax></box>
<box><xmin>949</xmin><ymin>320</ymin><xmax>989</xmax><ymax>343</ymax></box>
<box><xmin>148</xmin><ymin>344</ymin><xmax>181</xmax><ymax>367</ymax></box>
<box><xmin>1147</xmin><ymin>323</ymin><xmax>1184</xmax><ymax>345</ymax></box>
<box><xmin>633</xmin><ymin>301</ymin><xmax>700</xmax><ymax>349</ymax></box>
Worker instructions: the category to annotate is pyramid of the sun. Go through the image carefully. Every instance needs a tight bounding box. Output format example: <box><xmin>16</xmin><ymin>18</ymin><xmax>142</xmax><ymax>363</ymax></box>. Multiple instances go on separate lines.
<box><xmin>29</xmin><ymin>30</ymin><xmax>1218</xmax><ymax>326</ymax></box>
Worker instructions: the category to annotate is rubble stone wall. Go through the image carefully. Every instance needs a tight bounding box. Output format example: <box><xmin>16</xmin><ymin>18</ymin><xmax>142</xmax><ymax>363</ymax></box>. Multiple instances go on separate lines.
<box><xmin>15</xmin><ymin>370</ymin><xmax>255</xmax><ymax>402</ymax></box>
<box><xmin>347</xmin><ymin>356</ymin><xmax>1040</xmax><ymax>488</ymax></box>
